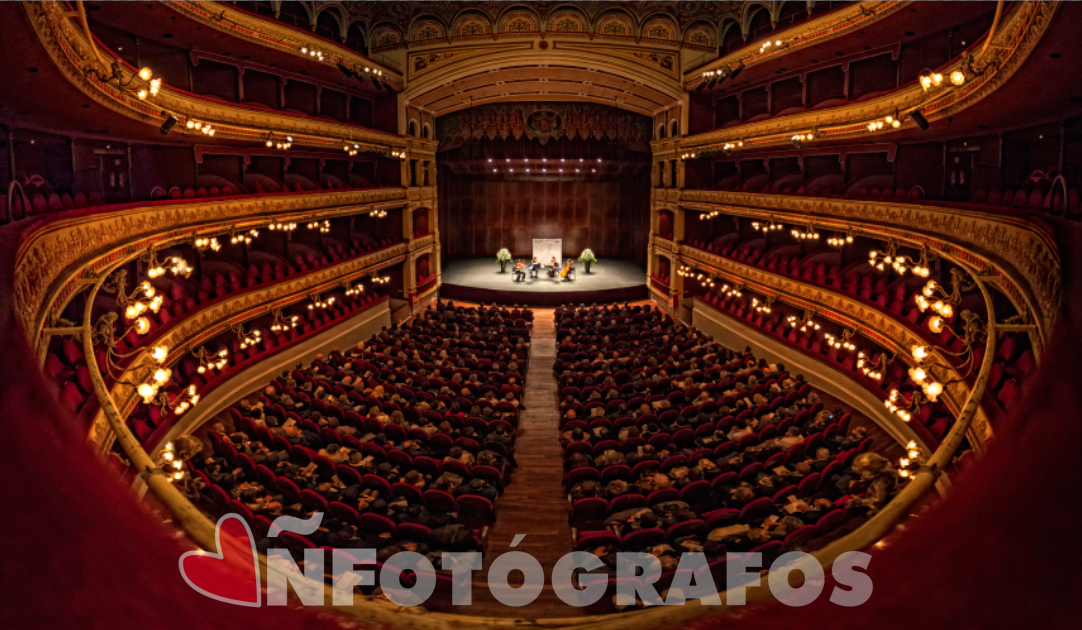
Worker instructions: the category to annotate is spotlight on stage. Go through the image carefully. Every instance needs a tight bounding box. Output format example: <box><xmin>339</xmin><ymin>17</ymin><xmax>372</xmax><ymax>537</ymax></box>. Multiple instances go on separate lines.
<box><xmin>910</xmin><ymin>110</ymin><xmax>929</xmax><ymax>130</ymax></box>
<box><xmin>727</xmin><ymin>64</ymin><xmax>744</xmax><ymax>82</ymax></box>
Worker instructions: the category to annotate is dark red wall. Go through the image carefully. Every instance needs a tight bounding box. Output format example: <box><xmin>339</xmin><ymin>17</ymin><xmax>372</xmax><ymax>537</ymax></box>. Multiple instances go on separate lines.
<box><xmin>438</xmin><ymin>172</ymin><xmax>650</xmax><ymax>265</ymax></box>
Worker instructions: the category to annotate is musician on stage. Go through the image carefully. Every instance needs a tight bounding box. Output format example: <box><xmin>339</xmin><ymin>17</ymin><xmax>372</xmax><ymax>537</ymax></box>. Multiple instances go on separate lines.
<box><xmin>513</xmin><ymin>259</ymin><xmax>526</xmax><ymax>282</ymax></box>
<box><xmin>548</xmin><ymin>255</ymin><xmax>559</xmax><ymax>278</ymax></box>
<box><xmin>528</xmin><ymin>257</ymin><xmax>541</xmax><ymax>279</ymax></box>
<box><xmin>560</xmin><ymin>259</ymin><xmax>574</xmax><ymax>282</ymax></box>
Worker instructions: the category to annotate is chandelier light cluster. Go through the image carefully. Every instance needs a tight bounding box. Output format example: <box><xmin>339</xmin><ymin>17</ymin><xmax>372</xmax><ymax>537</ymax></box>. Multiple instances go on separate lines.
<box><xmin>194</xmin><ymin>236</ymin><xmax>220</xmax><ymax>252</ymax></box>
<box><xmin>825</xmin><ymin>330</ymin><xmax>857</xmax><ymax>352</ymax></box>
<box><xmin>827</xmin><ymin>231</ymin><xmax>854</xmax><ymax>247</ymax></box>
<box><xmin>308</xmin><ymin>219</ymin><xmax>331</xmax><ymax>233</ymax></box>
<box><xmin>884</xmin><ymin>388</ymin><xmax>917</xmax><ymax>422</ymax></box>
<box><xmin>309</xmin><ymin>294</ymin><xmax>337</xmax><ymax>310</ymax></box>
<box><xmin>751</xmin><ymin>296</ymin><xmax>774</xmax><ymax>314</ymax></box>
<box><xmin>147</xmin><ymin>253</ymin><xmax>193</xmax><ymax>279</ymax></box>
<box><xmin>916</xmin><ymin>280</ymin><xmax>956</xmax><ymax>334</ymax></box>
<box><xmin>857</xmin><ymin>350</ymin><xmax>890</xmax><ymax>381</ymax></box>
<box><xmin>268</xmin><ymin>220</ymin><xmax>297</xmax><ymax>232</ymax></box>
<box><xmin>344</xmin><ymin>281</ymin><xmax>365</xmax><ymax>297</ymax></box>
<box><xmin>234</xmin><ymin>324</ymin><xmax>262</xmax><ymax>351</ymax></box>
<box><xmin>908</xmin><ymin>344</ymin><xmax>945</xmax><ymax>402</ymax></box>
<box><xmin>123</xmin><ymin>281</ymin><xmax>164</xmax><ymax>325</ymax></box>
<box><xmin>676</xmin><ymin>265</ymin><xmax>710</xmax><ymax>286</ymax></box>
<box><xmin>193</xmin><ymin>346</ymin><xmax>229</xmax><ymax>374</ymax></box>
<box><xmin>390</xmin><ymin>149</ymin><xmax>407</xmax><ymax>160</ymax></box>
<box><xmin>868</xmin><ymin>241</ymin><xmax>932</xmax><ymax>277</ymax></box>
<box><xmin>300</xmin><ymin>46</ymin><xmax>326</xmax><ymax>61</ymax></box>
<box><xmin>270</xmin><ymin>309</ymin><xmax>299</xmax><ymax>332</ymax></box>
<box><xmin>867</xmin><ymin>114</ymin><xmax>902</xmax><ymax>133</ymax></box>
<box><xmin>752</xmin><ymin>217</ymin><xmax>783</xmax><ymax>233</ymax></box>
<box><xmin>160</xmin><ymin>441</ymin><xmax>186</xmax><ymax>481</ymax></box>
<box><xmin>369</xmin><ymin>208</ymin><xmax>388</xmax><ymax>218</ymax></box>
<box><xmin>369</xmin><ymin>272</ymin><xmax>390</xmax><ymax>285</ymax></box>
<box><xmin>699</xmin><ymin>210</ymin><xmax>721</xmax><ymax>220</ymax></box>
<box><xmin>722</xmin><ymin>141</ymin><xmax>743</xmax><ymax>155</ymax></box>
<box><xmin>87</xmin><ymin>61</ymin><xmax>163</xmax><ymax>101</ymax></box>
<box><xmin>230</xmin><ymin>228</ymin><xmax>260</xmax><ymax>244</ymax></box>
<box><xmin>790</xmin><ymin>131</ymin><xmax>814</xmax><ymax>148</ymax></box>
<box><xmin>787</xmin><ymin>311</ymin><xmax>820</xmax><ymax>334</ymax></box>
<box><xmin>184</xmin><ymin>118</ymin><xmax>216</xmax><ymax>136</ymax></box>
<box><xmin>897</xmin><ymin>440</ymin><xmax>924</xmax><ymax>479</ymax></box>
<box><xmin>680</xmin><ymin>151</ymin><xmax>699</xmax><ymax>160</ymax></box>
<box><xmin>718</xmin><ymin>283</ymin><xmax>743</xmax><ymax>298</ymax></box>
<box><xmin>791</xmin><ymin>224</ymin><xmax>820</xmax><ymax>240</ymax></box>
<box><xmin>265</xmin><ymin>132</ymin><xmax>293</xmax><ymax>150</ymax></box>
<box><xmin>758</xmin><ymin>39</ymin><xmax>788</xmax><ymax>54</ymax></box>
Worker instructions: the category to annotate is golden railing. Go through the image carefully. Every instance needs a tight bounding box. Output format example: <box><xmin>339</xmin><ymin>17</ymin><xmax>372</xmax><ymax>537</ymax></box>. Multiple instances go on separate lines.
<box><xmin>23</xmin><ymin>1</ymin><xmax>406</xmax><ymax>153</ymax></box>
<box><xmin>672</xmin><ymin>1</ymin><xmax>1057</xmax><ymax>152</ymax></box>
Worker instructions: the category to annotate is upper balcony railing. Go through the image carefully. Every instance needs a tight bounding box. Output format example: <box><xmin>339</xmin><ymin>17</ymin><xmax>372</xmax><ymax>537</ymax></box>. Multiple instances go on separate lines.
<box><xmin>673</xmin><ymin>1</ymin><xmax>1054</xmax><ymax>154</ymax></box>
<box><xmin>25</xmin><ymin>2</ymin><xmax>407</xmax><ymax>153</ymax></box>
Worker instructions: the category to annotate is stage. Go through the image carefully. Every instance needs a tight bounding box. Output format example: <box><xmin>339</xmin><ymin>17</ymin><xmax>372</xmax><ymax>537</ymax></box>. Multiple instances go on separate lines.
<box><xmin>440</xmin><ymin>257</ymin><xmax>647</xmax><ymax>306</ymax></box>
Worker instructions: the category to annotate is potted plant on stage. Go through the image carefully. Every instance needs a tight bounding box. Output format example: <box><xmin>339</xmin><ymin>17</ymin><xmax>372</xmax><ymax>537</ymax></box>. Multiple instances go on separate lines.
<box><xmin>579</xmin><ymin>248</ymin><xmax>597</xmax><ymax>274</ymax></box>
<box><xmin>496</xmin><ymin>248</ymin><xmax>512</xmax><ymax>273</ymax></box>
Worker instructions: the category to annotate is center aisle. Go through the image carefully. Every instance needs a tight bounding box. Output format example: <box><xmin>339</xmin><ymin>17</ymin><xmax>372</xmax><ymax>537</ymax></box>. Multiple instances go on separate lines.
<box><xmin>468</xmin><ymin>308</ymin><xmax>578</xmax><ymax>617</ymax></box>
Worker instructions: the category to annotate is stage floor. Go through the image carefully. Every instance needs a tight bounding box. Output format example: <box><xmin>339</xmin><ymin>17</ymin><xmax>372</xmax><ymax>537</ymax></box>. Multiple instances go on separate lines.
<box><xmin>440</xmin><ymin>257</ymin><xmax>647</xmax><ymax>306</ymax></box>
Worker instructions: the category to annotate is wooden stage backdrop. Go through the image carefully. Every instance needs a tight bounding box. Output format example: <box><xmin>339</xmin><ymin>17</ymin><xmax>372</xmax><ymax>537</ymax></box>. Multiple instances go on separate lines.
<box><xmin>437</xmin><ymin>172</ymin><xmax>651</xmax><ymax>265</ymax></box>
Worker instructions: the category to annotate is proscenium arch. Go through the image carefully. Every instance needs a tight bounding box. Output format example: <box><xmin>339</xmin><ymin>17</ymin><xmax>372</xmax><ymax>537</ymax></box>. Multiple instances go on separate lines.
<box><xmin>401</xmin><ymin>48</ymin><xmax>685</xmax><ymax>117</ymax></box>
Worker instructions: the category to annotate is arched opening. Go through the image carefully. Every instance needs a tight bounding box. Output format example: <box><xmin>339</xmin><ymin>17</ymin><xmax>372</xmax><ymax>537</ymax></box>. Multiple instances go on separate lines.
<box><xmin>276</xmin><ymin>1</ymin><xmax>309</xmax><ymax>28</ymax></box>
<box><xmin>720</xmin><ymin>20</ymin><xmax>743</xmax><ymax>54</ymax></box>
<box><xmin>658</xmin><ymin>124</ymin><xmax>667</xmax><ymax>139</ymax></box>
<box><xmin>314</xmin><ymin>9</ymin><xmax>341</xmax><ymax>41</ymax></box>
<box><xmin>422</xmin><ymin>123</ymin><xmax>431</xmax><ymax>139</ymax></box>
<box><xmin>658</xmin><ymin>208</ymin><xmax>674</xmax><ymax>239</ymax></box>
<box><xmin>670</xmin><ymin>119</ymin><xmax>680</xmax><ymax>137</ymax></box>
<box><xmin>408</xmin><ymin>120</ymin><xmax>417</xmax><ymax>137</ymax></box>
<box><xmin>344</xmin><ymin>22</ymin><xmax>366</xmax><ymax>52</ymax></box>
<box><xmin>747</xmin><ymin>6</ymin><xmax>774</xmax><ymax>43</ymax></box>
<box><xmin>412</xmin><ymin>207</ymin><xmax>430</xmax><ymax>237</ymax></box>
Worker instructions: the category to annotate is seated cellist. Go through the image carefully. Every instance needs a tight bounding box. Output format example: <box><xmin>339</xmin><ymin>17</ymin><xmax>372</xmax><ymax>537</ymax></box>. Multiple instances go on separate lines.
<box><xmin>560</xmin><ymin>259</ymin><xmax>574</xmax><ymax>281</ymax></box>
<box><xmin>513</xmin><ymin>259</ymin><xmax>526</xmax><ymax>282</ymax></box>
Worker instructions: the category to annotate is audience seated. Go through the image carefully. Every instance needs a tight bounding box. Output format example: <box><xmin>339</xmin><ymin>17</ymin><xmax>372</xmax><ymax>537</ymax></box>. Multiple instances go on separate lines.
<box><xmin>555</xmin><ymin>302</ymin><xmax>885</xmax><ymax>577</ymax></box>
<box><xmin>184</xmin><ymin>301</ymin><xmax>532</xmax><ymax>606</ymax></box>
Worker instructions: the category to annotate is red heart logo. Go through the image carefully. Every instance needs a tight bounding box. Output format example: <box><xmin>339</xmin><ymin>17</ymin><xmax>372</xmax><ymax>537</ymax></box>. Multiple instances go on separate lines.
<box><xmin>179</xmin><ymin>514</ymin><xmax>261</xmax><ymax>606</ymax></box>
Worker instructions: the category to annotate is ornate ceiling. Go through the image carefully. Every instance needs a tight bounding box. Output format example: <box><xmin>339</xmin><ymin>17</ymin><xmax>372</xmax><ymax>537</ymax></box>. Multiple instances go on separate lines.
<box><xmin>329</xmin><ymin>1</ymin><xmax>746</xmax><ymax>32</ymax></box>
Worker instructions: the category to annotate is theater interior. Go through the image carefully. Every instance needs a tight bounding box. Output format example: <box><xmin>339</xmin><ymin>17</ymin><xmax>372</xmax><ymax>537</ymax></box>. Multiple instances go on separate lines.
<box><xmin>0</xmin><ymin>2</ymin><xmax>1077</xmax><ymax>629</ymax></box>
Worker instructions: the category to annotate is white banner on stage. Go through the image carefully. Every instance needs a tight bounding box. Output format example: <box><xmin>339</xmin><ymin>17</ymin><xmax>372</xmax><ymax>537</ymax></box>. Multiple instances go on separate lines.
<box><xmin>532</xmin><ymin>239</ymin><xmax>562</xmax><ymax>268</ymax></box>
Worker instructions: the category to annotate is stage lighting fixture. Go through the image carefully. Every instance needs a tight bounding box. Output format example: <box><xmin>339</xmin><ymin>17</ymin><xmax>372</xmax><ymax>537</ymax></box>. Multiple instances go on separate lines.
<box><xmin>336</xmin><ymin>64</ymin><xmax>355</xmax><ymax>79</ymax></box>
<box><xmin>910</xmin><ymin>110</ymin><xmax>929</xmax><ymax>130</ymax></box>
<box><xmin>373</xmin><ymin>78</ymin><xmax>384</xmax><ymax>91</ymax></box>
<box><xmin>160</xmin><ymin>113</ymin><xmax>178</xmax><ymax>135</ymax></box>
<box><xmin>706</xmin><ymin>75</ymin><xmax>719</xmax><ymax>90</ymax></box>
<box><xmin>723</xmin><ymin>147</ymin><xmax>732</xmax><ymax>156</ymax></box>
<box><xmin>727</xmin><ymin>65</ymin><xmax>744</xmax><ymax>81</ymax></box>
<box><xmin>381</xmin><ymin>78</ymin><xmax>393</xmax><ymax>91</ymax></box>
<box><xmin>696</xmin><ymin>80</ymin><xmax>707</xmax><ymax>92</ymax></box>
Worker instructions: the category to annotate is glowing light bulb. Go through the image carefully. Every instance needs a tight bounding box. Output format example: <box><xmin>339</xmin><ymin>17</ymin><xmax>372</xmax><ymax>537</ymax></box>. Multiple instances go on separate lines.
<box><xmin>950</xmin><ymin>70</ymin><xmax>965</xmax><ymax>86</ymax></box>
<box><xmin>912</xmin><ymin>345</ymin><xmax>929</xmax><ymax>361</ymax></box>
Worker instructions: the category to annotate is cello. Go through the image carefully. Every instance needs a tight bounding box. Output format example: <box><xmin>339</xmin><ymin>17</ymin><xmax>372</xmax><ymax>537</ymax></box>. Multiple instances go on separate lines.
<box><xmin>560</xmin><ymin>260</ymin><xmax>573</xmax><ymax>279</ymax></box>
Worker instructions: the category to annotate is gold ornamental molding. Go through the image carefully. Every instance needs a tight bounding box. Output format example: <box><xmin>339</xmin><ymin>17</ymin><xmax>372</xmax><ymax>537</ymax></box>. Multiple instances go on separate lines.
<box><xmin>665</xmin><ymin>244</ymin><xmax>993</xmax><ymax>446</ymax></box>
<box><xmin>677</xmin><ymin>190</ymin><xmax>1060</xmax><ymax>347</ymax></box>
<box><xmin>22</xmin><ymin>1</ymin><xmax>406</xmax><ymax>152</ymax></box>
<box><xmin>88</xmin><ymin>251</ymin><xmax>403</xmax><ymax>449</ymax></box>
<box><xmin>686</xmin><ymin>1</ymin><xmax>911</xmax><ymax>81</ymax></box>
<box><xmin>166</xmin><ymin>0</ymin><xmax>402</xmax><ymax>80</ymax></box>
<box><xmin>14</xmin><ymin>187</ymin><xmax>408</xmax><ymax>354</ymax></box>
<box><xmin>676</xmin><ymin>1</ymin><xmax>1057</xmax><ymax>152</ymax></box>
